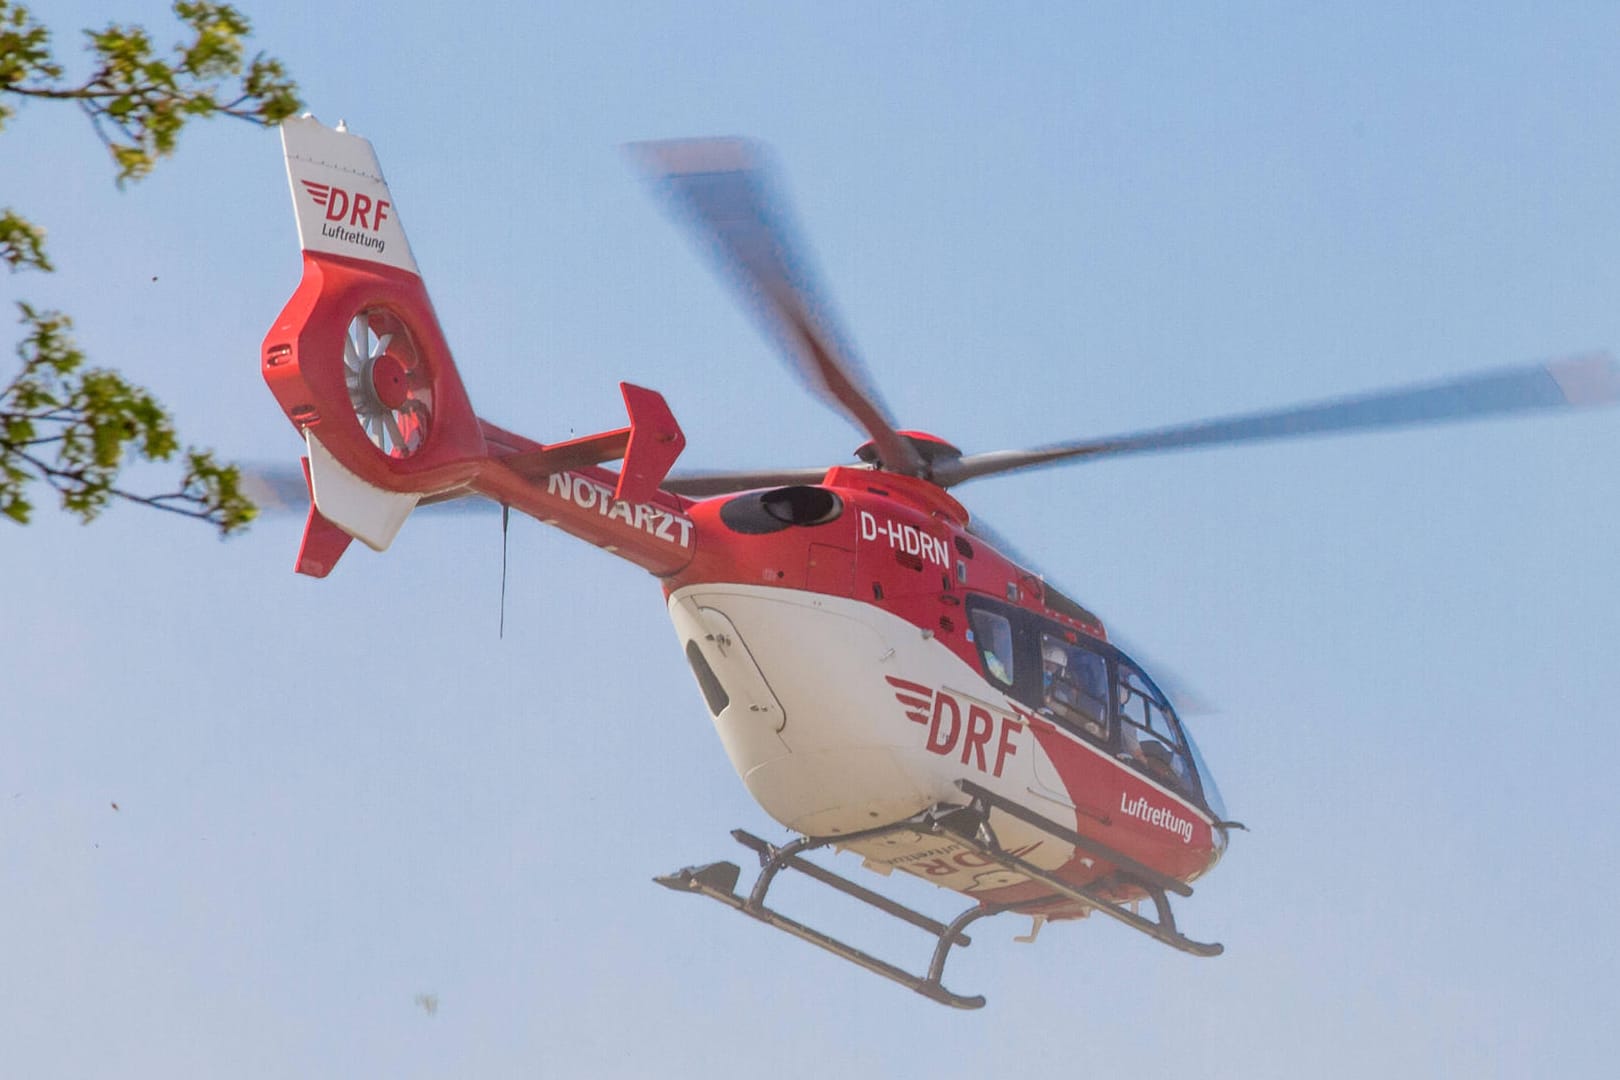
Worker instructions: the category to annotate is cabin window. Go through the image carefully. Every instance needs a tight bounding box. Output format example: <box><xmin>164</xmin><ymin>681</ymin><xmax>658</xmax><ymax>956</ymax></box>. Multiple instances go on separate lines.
<box><xmin>1039</xmin><ymin>634</ymin><xmax>1108</xmax><ymax>742</ymax></box>
<box><xmin>968</xmin><ymin>608</ymin><xmax>1016</xmax><ymax>687</ymax></box>
<box><xmin>1116</xmin><ymin>662</ymin><xmax>1197</xmax><ymax>799</ymax></box>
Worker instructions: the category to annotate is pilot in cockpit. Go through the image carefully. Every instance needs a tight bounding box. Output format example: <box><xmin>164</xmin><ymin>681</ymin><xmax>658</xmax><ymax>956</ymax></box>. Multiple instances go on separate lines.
<box><xmin>1043</xmin><ymin>640</ymin><xmax>1106</xmax><ymax>739</ymax></box>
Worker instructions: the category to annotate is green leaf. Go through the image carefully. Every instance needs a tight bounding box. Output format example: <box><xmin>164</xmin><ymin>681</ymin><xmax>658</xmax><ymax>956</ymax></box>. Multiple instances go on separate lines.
<box><xmin>3</xmin><ymin>2</ymin><xmax>302</xmax><ymax>535</ymax></box>
<box><xmin>0</xmin><ymin>208</ymin><xmax>52</xmax><ymax>272</ymax></box>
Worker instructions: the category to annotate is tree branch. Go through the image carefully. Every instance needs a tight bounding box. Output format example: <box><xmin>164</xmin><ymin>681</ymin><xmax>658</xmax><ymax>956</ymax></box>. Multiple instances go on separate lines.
<box><xmin>1</xmin><ymin>2</ymin><xmax>297</xmax><ymax>533</ymax></box>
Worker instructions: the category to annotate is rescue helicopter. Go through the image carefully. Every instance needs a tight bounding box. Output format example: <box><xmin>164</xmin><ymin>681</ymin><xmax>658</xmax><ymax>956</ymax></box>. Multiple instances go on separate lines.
<box><xmin>258</xmin><ymin>115</ymin><xmax>1620</xmax><ymax>1009</ymax></box>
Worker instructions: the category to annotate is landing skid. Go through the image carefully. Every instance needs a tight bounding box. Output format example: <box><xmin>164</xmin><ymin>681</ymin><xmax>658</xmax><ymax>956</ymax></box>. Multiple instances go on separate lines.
<box><xmin>655</xmin><ymin>779</ymin><xmax>1221</xmax><ymax>1009</ymax></box>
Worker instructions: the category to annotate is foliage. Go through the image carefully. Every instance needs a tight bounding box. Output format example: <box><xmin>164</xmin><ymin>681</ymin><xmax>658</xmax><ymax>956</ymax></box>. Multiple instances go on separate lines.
<box><xmin>0</xmin><ymin>0</ymin><xmax>297</xmax><ymax>532</ymax></box>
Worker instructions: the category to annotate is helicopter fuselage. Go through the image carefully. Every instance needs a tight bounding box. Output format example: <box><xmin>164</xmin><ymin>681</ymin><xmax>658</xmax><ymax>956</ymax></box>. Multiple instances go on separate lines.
<box><xmin>660</xmin><ymin>468</ymin><xmax>1227</xmax><ymax>916</ymax></box>
<box><xmin>263</xmin><ymin>247</ymin><xmax>1227</xmax><ymax>917</ymax></box>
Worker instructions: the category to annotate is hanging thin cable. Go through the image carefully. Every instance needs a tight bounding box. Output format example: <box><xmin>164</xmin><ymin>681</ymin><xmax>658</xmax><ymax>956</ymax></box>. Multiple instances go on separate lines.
<box><xmin>499</xmin><ymin>503</ymin><xmax>510</xmax><ymax>639</ymax></box>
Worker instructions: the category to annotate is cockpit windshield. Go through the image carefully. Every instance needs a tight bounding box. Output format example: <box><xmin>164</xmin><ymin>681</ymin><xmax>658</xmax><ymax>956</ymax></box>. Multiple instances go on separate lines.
<box><xmin>1178</xmin><ymin>721</ymin><xmax>1226</xmax><ymax>821</ymax></box>
<box><xmin>1115</xmin><ymin>661</ymin><xmax>1199</xmax><ymax>801</ymax></box>
<box><xmin>963</xmin><ymin>595</ymin><xmax>1221</xmax><ymax>815</ymax></box>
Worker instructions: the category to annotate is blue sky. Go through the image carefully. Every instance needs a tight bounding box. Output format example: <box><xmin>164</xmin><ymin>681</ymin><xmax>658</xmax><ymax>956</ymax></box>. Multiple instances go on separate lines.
<box><xmin>5</xmin><ymin>4</ymin><xmax>1620</xmax><ymax>1077</ymax></box>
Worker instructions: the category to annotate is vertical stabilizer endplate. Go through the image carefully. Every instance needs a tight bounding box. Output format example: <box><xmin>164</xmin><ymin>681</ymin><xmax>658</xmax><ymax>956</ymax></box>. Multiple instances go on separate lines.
<box><xmin>305</xmin><ymin>429</ymin><xmax>419</xmax><ymax>551</ymax></box>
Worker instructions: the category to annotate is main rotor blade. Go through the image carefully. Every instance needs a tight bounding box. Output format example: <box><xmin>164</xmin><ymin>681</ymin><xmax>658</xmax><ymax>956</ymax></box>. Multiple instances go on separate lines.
<box><xmin>237</xmin><ymin>464</ymin><xmax>493</xmax><ymax>515</ymax></box>
<box><xmin>933</xmin><ymin>352</ymin><xmax>1620</xmax><ymax>488</ymax></box>
<box><xmin>242</xmin><ymin>459</ymin><xmax>838</xmax><ymax>510</ymax></box>
<box><xmin>236</xmin><ymin>463</ymin><xmax>310</xmax><ymax>512</ymax></box>
<box><xmin>631</xmin><ymin>138</ymin><xmax>925</xmax><ymax>477</ymax></box>
<box><xmin>661</xmin><ymin>465</ymin><xmax>840</xmax><ymax>498</ymax></box>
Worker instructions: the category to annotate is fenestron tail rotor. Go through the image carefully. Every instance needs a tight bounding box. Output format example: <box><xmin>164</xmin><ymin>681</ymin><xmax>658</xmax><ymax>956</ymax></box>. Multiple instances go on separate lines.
<box><xmin>342</xmin><ymin>307</ymin><xmax>433</xmax><ymax>459</ymax></box>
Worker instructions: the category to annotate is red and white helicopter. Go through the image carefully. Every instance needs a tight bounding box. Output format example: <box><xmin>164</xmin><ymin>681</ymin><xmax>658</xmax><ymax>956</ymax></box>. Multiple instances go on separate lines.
<box><xmin>260</xmin><ymin>115</ymin><xmax>1619</xmax><ymax>1008</ymax></box>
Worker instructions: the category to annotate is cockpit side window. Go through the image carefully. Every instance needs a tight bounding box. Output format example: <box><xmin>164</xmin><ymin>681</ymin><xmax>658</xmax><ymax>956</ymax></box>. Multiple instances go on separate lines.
<box><xmin>968</xmin><ymin>608</ymin><xmax>1016</xmax><ymax>688</ymax></box>
<box><xmin>1116</xmin><ymin>662</ymin><xmax>1199</xmax><ymax>800</ymax></box>
<box><xmin>1039</xmin><ymin>633</ymin><xmax>1108</xmax><ymax>743</ymax></box>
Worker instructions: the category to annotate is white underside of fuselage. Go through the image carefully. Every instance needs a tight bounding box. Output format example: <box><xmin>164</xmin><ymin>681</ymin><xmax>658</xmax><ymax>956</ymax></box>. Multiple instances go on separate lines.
<box><xmin>667</xmin><ymin>583</ymin><xmax>1116</xmax><ymax>898</ymax></box>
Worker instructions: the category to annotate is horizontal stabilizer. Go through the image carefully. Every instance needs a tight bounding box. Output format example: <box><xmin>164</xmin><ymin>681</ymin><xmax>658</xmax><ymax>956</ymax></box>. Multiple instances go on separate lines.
<box><xmin>495</xmin><ymin>383</ymin><xmax>685</xmax><ymax>504</ymax></box>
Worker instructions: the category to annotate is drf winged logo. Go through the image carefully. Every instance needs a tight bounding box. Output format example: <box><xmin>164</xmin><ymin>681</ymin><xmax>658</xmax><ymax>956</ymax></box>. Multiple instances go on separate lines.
<box><xmin>885</xmin><ymin>676</ymin><xmax>1023</xmax><ymax>779</ymax></box>
<box><xmin>300</xmin><ymin>180</ymin><xmax>392</xmax><ymax>231</ymax></box>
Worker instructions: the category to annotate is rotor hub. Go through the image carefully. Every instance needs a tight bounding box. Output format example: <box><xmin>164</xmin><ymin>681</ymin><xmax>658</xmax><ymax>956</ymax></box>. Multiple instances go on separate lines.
<box><xmin>369</xmin><ymin>351</ymin><xmax>411</xmax><ymax>411</ymax></box>
<box><xmin>854</xmin><ymin>430</ymin><xmax>963</xmax><ymax>470</ymax></box>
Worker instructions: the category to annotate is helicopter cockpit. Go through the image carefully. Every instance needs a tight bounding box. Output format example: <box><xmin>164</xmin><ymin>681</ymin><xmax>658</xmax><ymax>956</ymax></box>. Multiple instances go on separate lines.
<box><xmin>966</xmin><ymin>597</ymin><xmax>1222</xmax><ymax>816</ymax></box>
<box><xmin>1039</xmin><ymin>634</ymin><xmax>1109</xmax><ymax>742</ymax></box>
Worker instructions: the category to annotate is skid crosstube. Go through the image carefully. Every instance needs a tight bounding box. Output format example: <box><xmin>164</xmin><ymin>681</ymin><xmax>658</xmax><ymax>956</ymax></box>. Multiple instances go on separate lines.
<box><xmin>656</xmin><ymin>826</ymin><xmax>1006</xmax><ymax>1010</ymax></box>
<box><xmin>655</xmin><ymin>782</ymin><xmax>1221</xmax><ymax>1009</ymax></box>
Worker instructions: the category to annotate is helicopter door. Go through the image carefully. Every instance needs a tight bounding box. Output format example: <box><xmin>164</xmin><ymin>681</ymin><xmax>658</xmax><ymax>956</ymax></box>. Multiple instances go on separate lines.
<box><xmin>806</xmin><ymin>543</ymin><xmax>855</xmax><ymax>595</ymax></box>
<box><xmin>1028</xmin><ymin>637</ymin><xmax>1116</xmax><ymax>823</ymax></box>
<box><xmin>1037</xmin><ymin>633</ymin><xmax>1110</xmax><ymax>742</ymax></box>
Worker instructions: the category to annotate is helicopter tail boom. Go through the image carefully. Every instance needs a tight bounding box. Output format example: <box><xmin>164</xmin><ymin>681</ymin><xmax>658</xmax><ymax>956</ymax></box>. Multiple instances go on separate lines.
<box><xmin>262</xmin><ymin>116</ymin><xmax>694</xmax><ymax>577</ymax></box>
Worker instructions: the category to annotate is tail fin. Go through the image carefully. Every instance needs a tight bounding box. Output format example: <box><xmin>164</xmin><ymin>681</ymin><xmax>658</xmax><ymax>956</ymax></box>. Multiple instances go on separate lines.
<box><xmin>261</xmin><ymin>115</ymin><xmax>486</xmax><ymax>558</ymax></box>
